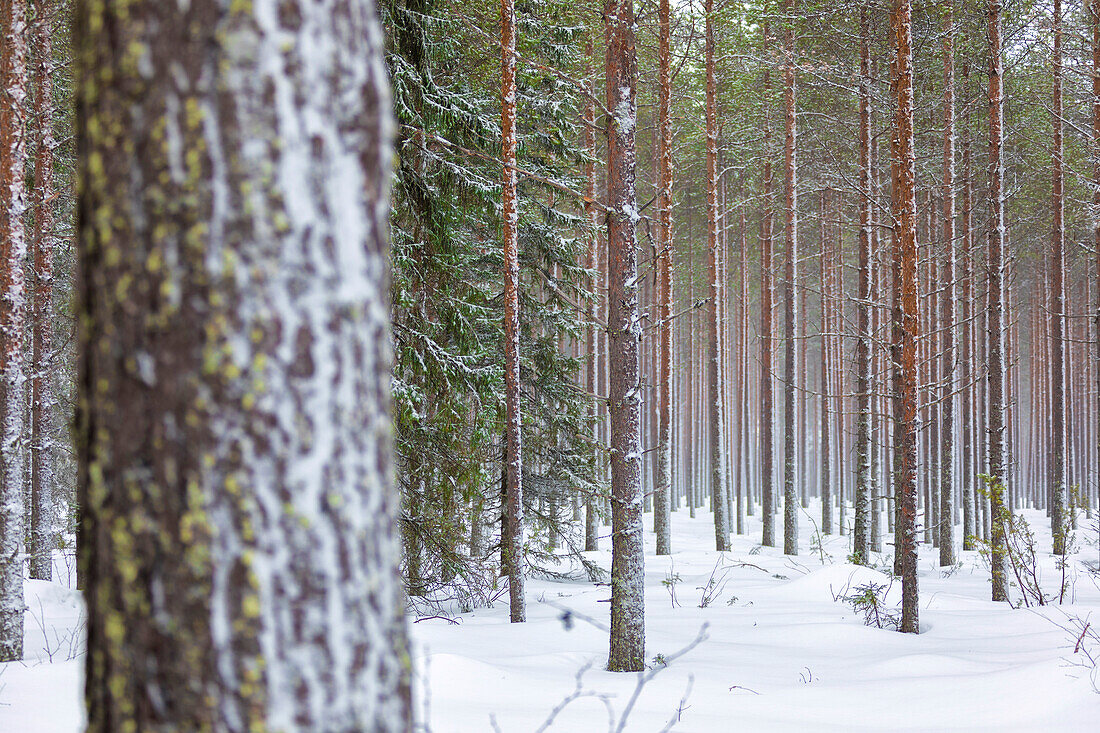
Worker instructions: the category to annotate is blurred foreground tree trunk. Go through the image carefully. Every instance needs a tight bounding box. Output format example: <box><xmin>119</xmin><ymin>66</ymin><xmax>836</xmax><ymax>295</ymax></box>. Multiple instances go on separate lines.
<box><xmin>75</xmin><ymin>1</ymin><xmax>412</xmax><ymax>729</ymax></box>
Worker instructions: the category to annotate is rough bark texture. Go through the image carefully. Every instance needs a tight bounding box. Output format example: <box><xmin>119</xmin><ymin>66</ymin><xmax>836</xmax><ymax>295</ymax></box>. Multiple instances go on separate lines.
<box><xmin>781</xmin><ymin>0</ymin><xmax>799</xmax><ymax>557</ymax></box>
<box><xmin>655</xmin><ymin>0</ymin><xmax>673</xmax><ymax>556</ymax></box>
<box><xmin>1050</xmin><ymin>0</ymin><xmax>1067</xmax><ymax>556</ymax></box>
<box><xmin>939</xmin><ymin>4</ymin><xmax>957</xmax><ymax>567</ymax></box>
<box><xmin>961</xmin><ymin>59</ymin><xmax>976</xmax><ymax>552</ymax></box>
<box><xmin>761</xmin><ymin>21</ymin><xmax>776</xmax><ymax>548</ymax></box>
<box><xmin>987</xmin><ymin>0</ymin><xmax>1009</xmax><ymax>602</ymax></box>
<box><xmin>1093</xmin><ymin>0</ymin><xmax>1100</xmax><ymax>531</ymax></box>
<box><xmin>892</xmin><ymin>0</ymin><xmax>921</xmax><ymax>634</ymax></box>
<box><xmin>853</xmin><ymin>10</ymin><xmax>872</xmax><ymax>563</ymax></box>
<box><xmin>705</xmin><ymin>0</ymin><xmax>729</xmax><ymax>552</ymax></box>
<box><xmin>75</xmin><ymin>1</ymin><xmax>412</xmax><ymax>729</ymax></box>
<box><xmin>584</xmin><ymin>38</ymin><xmax>600</xmax><ymax>553</ymax></box>
<box><xmin>27</xmin><ymin>0</ymin><xmax>56</xmax><ymax>583</ymax></box>
<box><xmin>0</xmin><ymin>0</ymin><xmax>28</xmax><ymax>663</ymax></box>
<box><xmin>820</xmin><ymin>188</ymin><xmax>833</xmax><ymax>536</ymax></box>
<box><xmin>604</xmin><ymin>0</ymin><xmax>645</xmax><ymax>673</ymax></box>
<box><xmin>500</xmin><ymin>0</ymin><xmax>526</xmax><ymax>625</ymax></box>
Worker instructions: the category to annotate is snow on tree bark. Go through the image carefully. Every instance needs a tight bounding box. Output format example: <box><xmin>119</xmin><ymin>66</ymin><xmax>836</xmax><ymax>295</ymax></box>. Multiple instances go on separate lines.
<box><xmin>781</xmin><ymin>0</ymin><xmax>799</xmax><ymax>556</ymax></box>
<box><xmin>584</xmin><ymin>36</ymin><xmax>601</xmax><ymax>554</ymax></box>
<box><xmin>853</xmin><ymin>9</ymin><xmax>872</xmax><ymax>563</ymax></box>
<box><xmin>987</xmin><ymin>0</ymin><xmax>1009</xmax><ymax>602</ymax></box>
<box><xmin>760</xmin><ymin>20</ymin><xmax>776</xmax><ymax>549</ymax></box>
<box><xmin>75</xmin><ymin>1</ymin><xmax>412</xmax><ymax>728</ymax></box>
<box><xmin>939</xmin><ymin>3</ymin><xmax>957</xmax><ymax>567</ymax></box>
<box><xmin>705</xmin><ymin>0</ymin><xmax>729</xmax><ymax>552</ymax></box>
<box><xmin>604</xmin><ymin>0</ymin><xmax>645</xmax><ymax>673</ymax></box>
<box><xmin>655</xmin><ymin>0</ymin><xmax>673</xmax><ymax>556</ymax></box>
<box><xmin>0</xmin><ymin>0</ymin><xmax>28</xmax><ymax>663</ymax></box>
<box><xmin>28</xmin><ymin>0</ymin><xmax>56</xmax><ymax>583</ymax></box>
<box><xmin>891</xmin><ymin>0</ymin><xmax>921</xmax><ymax>634</ymax></box>
<box><xmin>1050</xmin><ymin>0</ymin><xmax>1068</xmax><ymax>557</ymax></box>
<box><xmin>500</xmin><ymin>0</ymin><xmax>526</xmax><ymax>625</ymax></box>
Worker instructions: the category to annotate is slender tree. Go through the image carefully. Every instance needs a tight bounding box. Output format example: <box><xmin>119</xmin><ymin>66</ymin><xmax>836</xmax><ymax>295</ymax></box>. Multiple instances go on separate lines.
<box><xmin>501</xmin><ymin>0</ymin><xmax>526</xmax><ymax>624</ymax></box>
<box><xmin>761</xmin><ymin>19</ymin><xmax>776</xmax><ymax>548</ymax></box>
<box><xmin>27</xmin><ymin>0</ymin><xmax>55</xmax><ymax>583</ymax></box>
<box><xmin>605</xmin><ymin>0</ymin><xmax>645</xmax><ymax>673</ymax></box>
<box><xmin>584</xmin><ymin>36</ymin><xmax>601</xmax><ymax>553</ymax></box>
<box><xmin>0</xmin><ymin>0</ymin><xmax>28</xmax><ymax>663</ymax></box>
<box><xmin>987</xmin><ymin>0</ymin><xmax>1009</xmax><ymax>602</ymax></box>
<box><xmin>853</xmin><ymin>7</ymin><xmax>872</xmax><ymax>563</ymax></box>
<box><xmin>655</xmin><ymin>0</ymin><xmax>673</xmax><ymax>555</ymax></box>
<box><xmin>781</xmin><ymin>0</ymin><xmax>799</xmax><ymax>556</ymax></box>
<box><xmin>939</xmin><ymin>1</ymin><xmax>957</xmax><ymax>567</ymax></box>
<box><xmin>75</xmin><ymin>0</ymin><xmax>412</xmax><ymax>728</ymax></box>
<box><xmin>1050</xmin><ymin>0</ymin><xmax>1068</xmax><ymax>556</ymax></box>
<box><xmin>892</xmin><ymin>0</ymin><xmax>921</xmax><ymax>634</ymax></box>
<box><xmin>706</xmin><ymin>0</ymin><xmax>730</xmax><ymax>551</ymax></box>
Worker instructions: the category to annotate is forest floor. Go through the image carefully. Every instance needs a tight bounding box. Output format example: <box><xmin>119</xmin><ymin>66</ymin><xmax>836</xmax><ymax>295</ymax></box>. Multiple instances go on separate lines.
<box><xmin>2</xmin><ymin>501</ymin><xmax>1099</xmax><ymax>731</ymax></box>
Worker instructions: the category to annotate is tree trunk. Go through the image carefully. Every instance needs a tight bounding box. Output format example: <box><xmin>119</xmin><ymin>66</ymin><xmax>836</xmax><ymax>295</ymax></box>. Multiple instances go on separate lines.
<box><xmin>891</xmin><ymin>0</ymin><xmax>921</xmax><ymax>634</ymax></box>
<box><xmin>961</xmin><ymin>59</ymin><xmax>976</xmax><ymax>551</ymax></box>
<box><xmin>27</xmin><ymin>0</ymin><xmax>55</xmax><ymax>583</ymax></box>
<box><xmin>705</xmin><ymin>0</ymin><xmax>730</xmax><ymax>552</ymax></box>
<box><xmin>75</xmin><ymin>0</ymin><xmax>412</xmax><ymax>728</ymax></box>
<box><xmin>761</xmin><ymin>20</ymin><xmax>776</xmax><ymax>548</ymax></box>
<box><xmin>654</xmin><ymin>0</ymin><xmax>672</xmax><ymax>557</ymax></box>
<box><xmin>0</xmin><ymin>0</ymin><xmax>28</xmax><ymax>663</ymax></box>
<box><xmin>781</xmin><ymin>0</ymin><xmax>799</xmax><ymax>556</ymax></box>
<box><xmin>1093</xmin><ymin>0</ymin><xmax>1100</xmax><ymax>539</ymax></box>
<box><xmin>853</xmin><ymin>8</ymin><xmax>872</xmax><ymax>563</ymax></box>
<box><xmin>987</xmin><ymin>0</ymin><xmax>1009</xmax><ymax>602</ymax></box>
<box><xmin>604</xmin><ymin>0</ymin><xmax>645</xmax><ymax>673</ymax></box>
<box><xmin>1050</xmin><ymin>0</ymin><xmax>1068</xmax><ymax>556</ymax></box>
<box><xmin>584</xmin><ymin>37</ymin><xmax>601</xmax><ymax>553</ymax></box>
<box><xmin>821</xmin><ymin>188</ymin><xmax>833</xmax><ymax>536</ymax></box>
<box><xmin>939</xmin><ymin>2</ymin><xmax>957</xmax><ymax>567</ymax></box>
<box><xmin>501</xmin><ymin>0</ymin><xmax>526</xmax><ymax>624</ymax></box>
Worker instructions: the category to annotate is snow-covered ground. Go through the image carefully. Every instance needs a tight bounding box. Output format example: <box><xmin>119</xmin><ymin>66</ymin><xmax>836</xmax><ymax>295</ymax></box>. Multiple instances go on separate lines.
<box><xmin>3</xmin><ymin>502</ymin><xmax>1100</xmax><ymax>731</ymax></box>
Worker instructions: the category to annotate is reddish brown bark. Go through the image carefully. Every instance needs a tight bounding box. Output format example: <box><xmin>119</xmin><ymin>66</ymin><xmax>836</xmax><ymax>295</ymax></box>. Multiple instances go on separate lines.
<box><xmin>0</xmin><ymin>0</ymin><xmax>28</xmax><ymax>662</ymax></box>
<box><xmin>892</xmin><ymin>0</ymin><xmax>921</xmax><ymax>634</ymax></box>
<box><xmin>605</xmin><ymin>0</ymin><xmax>645</xmax><ymax>673</ymax></box>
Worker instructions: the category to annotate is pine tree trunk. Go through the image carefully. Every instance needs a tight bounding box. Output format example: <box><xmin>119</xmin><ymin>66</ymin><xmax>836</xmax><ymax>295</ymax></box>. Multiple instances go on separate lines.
<box><xmin>500</xmin><ymin>0</ymin><xmax>526</xmax><ymax>624</ymax></box>
<box><xmin>737</xmin><ymin>207</ymin><xmax>748</xmax><ymax>534</ymax></box>
<box><xmin>655</xmin><ymin>0</ymin><xmax>671</xmax><ymax>558</ymax></box>
<box><xmin>892</xmin><ymin>0</ymin><xmax>921</xmax><ymax>634</ymax></box>
<box><xmin>705</xmin><ymin>0</ymin><xmax>729</xmax><ymax>552</ymax></box>
<box><xmin>987</xmin><ymin>0</ymin><xmax>1009</xmax><ymax>602</ymax></box>
<box><xmin>604</xmin><ymin>0</ymin><xmax>645</xmax><ymax>673</ymax></box>
<box><xmin>760</xmin><ymin>20</ymin><xmax>776</xmax><ymax>548</ymax></box>
<box><xmin>961</xmin><ymin>58</ymin><xmax>976</xmax><ymax>551</ymax></box>
<box><xmin>75</xmin><ymin>1</ymin><xmax>412</xmax><ymax>728</ymax></box>
<box><xmin>584</xmin><ymin>37</ymin><xmax>601</xmax><ymax>553</ymax></box>
<box><xmin>853</xmin><ymin>9</ymin><xmax>872</xmax><ymax>563</ymax></box>
<box><xmin>27</xmin><ymin>0</ymin><xmax>55</xmax><ymax>584</ymax></box>
<box><xmin>781</xmin><ymin>0</ymin><xmax>799</xmax><ymax>556</ymax></box>
<box><xmin>1093</xmin><ymin>0</ymin><xmax>1100</xmax><ymax>531</ymax></box>
<box><xmin>0</xmin><ymin>0</ymin><xmax>28</xmax><ymax>663</ymax></box>
<box><xmin>1050</xmin><ymin>0</ymin><xmax>1068</xmax><ymax>556</ymax></box>
<box><xmin>939</xmin><ymin>3</ymin><xmax>957</xmax><ymax>567</ymax></box>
